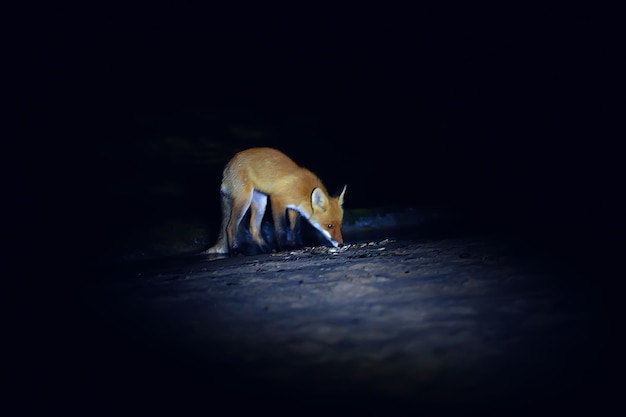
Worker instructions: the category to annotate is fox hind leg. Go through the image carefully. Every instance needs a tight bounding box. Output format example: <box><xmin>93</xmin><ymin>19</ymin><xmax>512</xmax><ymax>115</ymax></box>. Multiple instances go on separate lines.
<box><xmin>204</xmin><ymin>191</ymin><xmax>231</xmax><ymax>254</ymax></box>
<box><xmin>249</xmin><ymin>190</ymin><xmax>270</xmax><ymax>251</ymax></box>
<box><xmin>226</xmin><ymin>186</ymin><xmax>255</xmax><ymax>253</ymax></box>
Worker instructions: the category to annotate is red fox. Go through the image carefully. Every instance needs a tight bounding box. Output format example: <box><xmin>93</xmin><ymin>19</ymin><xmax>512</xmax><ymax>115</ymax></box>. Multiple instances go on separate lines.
<box><xmin>204</xmin><ymin>147</ymin><xmax>346</xmax><ymax>255</ymax></box>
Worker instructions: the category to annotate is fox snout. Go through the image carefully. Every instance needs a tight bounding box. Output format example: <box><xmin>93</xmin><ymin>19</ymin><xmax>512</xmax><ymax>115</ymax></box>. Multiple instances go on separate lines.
<box><xmin>328</xmin><ymin>233</ymin><xmax>344</xmax><ymax>248</ymax></box>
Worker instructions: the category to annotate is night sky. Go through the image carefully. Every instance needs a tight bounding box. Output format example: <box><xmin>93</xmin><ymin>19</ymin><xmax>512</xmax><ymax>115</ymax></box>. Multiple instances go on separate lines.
<box><xmin>22</xmin><ymin>5</ymin><xmax>613</xmax><ymax>268</ymax></box>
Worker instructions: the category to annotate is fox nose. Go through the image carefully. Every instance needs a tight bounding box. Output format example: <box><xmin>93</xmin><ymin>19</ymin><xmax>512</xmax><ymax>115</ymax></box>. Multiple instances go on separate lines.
<box><xmin>337</xmin><ymin>242</ymin><xmax>344</xmax><ymax>248</ymax></box>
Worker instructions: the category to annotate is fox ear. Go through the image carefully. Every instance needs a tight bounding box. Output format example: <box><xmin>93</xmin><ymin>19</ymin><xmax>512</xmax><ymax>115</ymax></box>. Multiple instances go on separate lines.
<box><xmin>336</xmin><ymin>185</ymin><xmax>347</xmax><ymax>206</ymax></box>
<box><xmin>311</xmin><ymin>187</ymin><xmax>328</xmax><ymax>212</ymax></box>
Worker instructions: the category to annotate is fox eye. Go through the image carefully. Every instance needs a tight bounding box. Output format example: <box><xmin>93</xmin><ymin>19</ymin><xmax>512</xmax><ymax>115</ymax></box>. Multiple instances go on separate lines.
<box><xmin>327</xmin><ymin>224</ymin><xmax>334</xmax><ymax>230</ymax></box>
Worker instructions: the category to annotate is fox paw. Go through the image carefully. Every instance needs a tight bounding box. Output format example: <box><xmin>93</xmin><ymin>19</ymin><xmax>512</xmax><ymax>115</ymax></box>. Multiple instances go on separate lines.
<box><xmin>202</xmin><ymin>245</ymin><xmax>229</xmax><ymax>255</ymax></box>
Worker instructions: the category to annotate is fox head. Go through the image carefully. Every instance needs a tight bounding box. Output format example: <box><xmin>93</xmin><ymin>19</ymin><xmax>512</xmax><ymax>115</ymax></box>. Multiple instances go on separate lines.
<box><xmin>309</xmin><ymin>185</ymin><xmax>347</xmax><ymax>247</ymax></box>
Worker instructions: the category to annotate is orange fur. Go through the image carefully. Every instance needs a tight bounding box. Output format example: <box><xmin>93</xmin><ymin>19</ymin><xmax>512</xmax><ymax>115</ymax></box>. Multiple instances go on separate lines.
<box><xmin>204</xmin><ymin>147</ymin><xmax>346</xmax><ymax>255</ymax></box>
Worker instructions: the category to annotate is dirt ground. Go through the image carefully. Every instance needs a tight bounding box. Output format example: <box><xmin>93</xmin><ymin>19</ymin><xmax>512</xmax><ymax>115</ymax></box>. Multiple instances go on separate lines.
<box><xmin>37</xmin><ymin>228</ymin><xmax>613</xmax><ymax>416</ymax></box>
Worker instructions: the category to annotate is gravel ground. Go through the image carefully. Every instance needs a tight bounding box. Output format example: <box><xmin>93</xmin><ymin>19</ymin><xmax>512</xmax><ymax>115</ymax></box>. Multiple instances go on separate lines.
<box><xmin>51</xmin><ymin>231</ymin><xmax>613</xmax><ymax>416</ymax></box>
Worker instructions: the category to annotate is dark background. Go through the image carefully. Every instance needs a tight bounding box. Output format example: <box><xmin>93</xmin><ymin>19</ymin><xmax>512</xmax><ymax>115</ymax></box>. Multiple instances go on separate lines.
<box><xmin>15</xmin><ymin>4</ymin><xmax>615</xmax><ymax>269</ymax></box>
<box><xmin>9</xmin><ymin>5</ymin><xmax>621</xmax><ymax>414</ymax></box>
